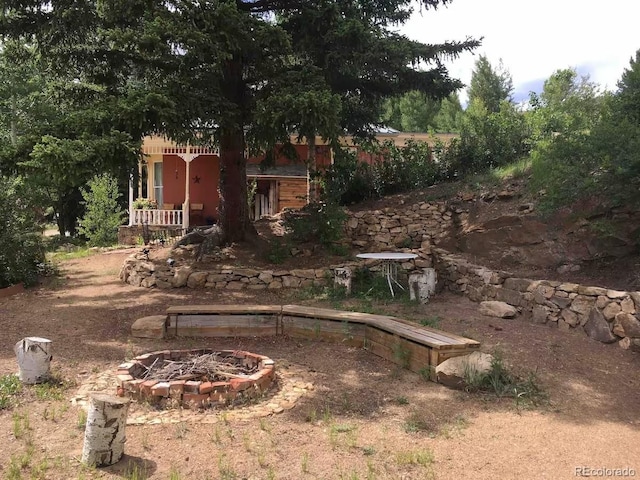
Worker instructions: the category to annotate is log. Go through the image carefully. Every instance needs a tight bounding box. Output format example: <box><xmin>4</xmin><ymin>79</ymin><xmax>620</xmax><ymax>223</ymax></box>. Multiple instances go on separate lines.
<box><xmin>81</xmin><ymin>394</ymin><xmax>131</xmax><ymax>467</ymax></box>
<box><xmin>14</xmin><ymin>337</ymin><xmax>52</xmax><ymax>384</ymax></box>
<box><xmin>409</xmin><ymin>268</ymin><xmax>437</xmax><ymax>304</ymax></box>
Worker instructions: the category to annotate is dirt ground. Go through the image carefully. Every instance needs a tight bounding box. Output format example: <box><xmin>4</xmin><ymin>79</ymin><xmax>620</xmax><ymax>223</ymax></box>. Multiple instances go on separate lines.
<box><xmin>1</xmin><ymin>250</ymin><xmax>639</xmax><ymax>480</ymax></box>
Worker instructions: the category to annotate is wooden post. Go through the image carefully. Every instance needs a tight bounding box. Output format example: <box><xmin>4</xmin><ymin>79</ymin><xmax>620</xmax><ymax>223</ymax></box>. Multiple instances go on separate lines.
<box><xmin>14</xmin><ymin>337</ymin><xmax>52</xmax><ymax>384</ymax></box>
<box><xmin>81</xmin><ymin>393</ymin><xmax>130</xmax><ymax>467</ymax></box>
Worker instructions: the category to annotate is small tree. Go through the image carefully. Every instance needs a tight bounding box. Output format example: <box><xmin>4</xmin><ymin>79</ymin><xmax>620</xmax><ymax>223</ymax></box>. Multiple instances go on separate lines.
<box><xmin>78</xmin><ymin>174</ymin><xmax>124</xmax><ymax>246</ymax></box>
<box><xmin>0</xmin><ymin>176</ymin><xmax>45</xmax><ymax>287</ymax></box>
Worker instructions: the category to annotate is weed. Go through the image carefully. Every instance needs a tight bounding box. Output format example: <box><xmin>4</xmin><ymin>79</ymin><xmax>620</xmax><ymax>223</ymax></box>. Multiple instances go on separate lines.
<box><xmin>394</xmin><ymin>396</ymin><xmax>409</xmax><ymax>405</ymax></box>
<box><xmin>257</xmin><ymin>450</ymin><xmax>268</xmax><ymax>468</ymax></box>
<box><xmin>463</xmin><ymin>353</ymin><xmax>548</xmax><ymax>407</ymax></box>
<box><xmin>168</xmin><ymin>466</ymin><xmax>181</xmax><ymax>480</ymax></box>
<box><xmin>218</xmin><ymin>454</ymin><xmax>238</xmax><ymax>480</ymax></box>
<box><xmin>266</xmin><ymin>466</ymin><xmax>276</xmax><ymax>480</ymax></box>
<box><xmin>403</xmin><ymin>410</ymin><xmax>436</xmax><ymax>434</ymax></box>
<box><xmin>305</xmin><ymin>408</ymin><xmax>317</xmax><ymax>423</ymax></box>
<box><xmin>125</xmin><ymin>461</ymin><xmax>147</xmax><ymax>480</ymax></box>
<box><xmin>12</xmin><ymin>412</ymin><xmax>31</xmax><ymax>439</ymax></box>
<box><xmin>242</xmin><ymin>433</ymin><xmax>252</xmax><ymax>452</ymax></box>
<box><xmin>301</xmin><ymin>452</ymin><xmax>310</xmax><ymax>473</ymax></box>
<box><xmin>0</xmin><ymin>374</ymin><xmax>22</xmax><ymax>410</ymax></box>
<box><xmin>366</xmin><ymin>460</ymin><xmax>377</xmax><ymax>480</ymax></box>
<box><xmin>210</xmin><ymin>425</ymin><xmax>223</xmax><ymax>444</ymax></box>
<box><xmin>174</xmin><ymin>422</ymin><xmax>189</xmax><ymax>439</ymax></box>
<box><xmin>34</xmin><ymin>380</ymin><xmax>66</xmax><ymax>401</ymax></box>
<box><xmin>6</xmin><ymin>455</ymin><xmax>22</xmax><ymax>480</ymax></box>
<box><xmin>439</xmin><ymin>415</ymin><xmax>470</xmax><ymax>439</ymax></box>
<box><xmin>395</xmin><ymin>448</ymin><xmax>434</xmax><ymax>467</ymax></box>
<box><xmin>259</xmin><ymin>417</ymin><xmax>271</xmax><ymax>432</ymax></box>
<box><xmin>77</xmin><ymin>409</ymin><xmax>88</xmax><ymax>429</ymax></box>
<box><xmin>392</xmin><ymin>342</ymin><xmax>411</xmax><ymax>369</ymax></box>
<box><xmin>362</xmin><ymin>446</ymin><xmax>376</xmax><ymax>456</ymax></box>
<box><xmin>419</xmin><ymin>316</ymin><xmax>440</xmax><ymax>328</ymax></box>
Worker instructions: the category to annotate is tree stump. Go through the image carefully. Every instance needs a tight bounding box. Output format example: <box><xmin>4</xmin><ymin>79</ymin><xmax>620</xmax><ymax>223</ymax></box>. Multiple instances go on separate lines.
<box><xmin>409</xmin><ymin>268</ymin><xmax>437</xmax><ymax>304</ymax></box>
<box><xmin>14</xmin><ymin>337</ymin><xmax>53</xmax><ymax>384</ymax></box>
<box><xmin>81</xmin><ymin>394</ymin><xmax>131</xmax><ymax>467</ymax></box>
<box><xmin>334</xmin><ymin>267</ymin><xmax>352</xmax><ymax>295</ymax></box>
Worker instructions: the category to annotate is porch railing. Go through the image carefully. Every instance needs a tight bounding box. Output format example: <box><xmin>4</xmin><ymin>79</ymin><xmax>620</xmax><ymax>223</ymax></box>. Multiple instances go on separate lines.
<box><xmin>132</xmin><ymin>209</ymin><xmax>183</xmax><ymax>226</ymax></box>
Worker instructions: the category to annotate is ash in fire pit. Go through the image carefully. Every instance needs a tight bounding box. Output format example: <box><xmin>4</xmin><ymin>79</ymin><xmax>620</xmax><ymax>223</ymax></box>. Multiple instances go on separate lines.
<box><xmin>116</xmin><ymin>349</ymin><xmax>276</xmax><ymax>409</ymax></box>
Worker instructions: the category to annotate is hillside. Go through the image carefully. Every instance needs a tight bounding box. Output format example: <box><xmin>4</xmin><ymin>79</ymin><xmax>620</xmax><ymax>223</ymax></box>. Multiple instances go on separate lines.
<box><xmin>351</xmin><ymin>177</ymin><xmax>640</xmax><ymax>291</ymax></box>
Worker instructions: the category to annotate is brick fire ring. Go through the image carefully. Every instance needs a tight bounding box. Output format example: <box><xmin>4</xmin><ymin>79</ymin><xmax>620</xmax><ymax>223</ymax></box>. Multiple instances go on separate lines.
<box><xmin>115</xmin><ymin>349</ymin><xmax>276</xmax><ymax>409</ymax></box>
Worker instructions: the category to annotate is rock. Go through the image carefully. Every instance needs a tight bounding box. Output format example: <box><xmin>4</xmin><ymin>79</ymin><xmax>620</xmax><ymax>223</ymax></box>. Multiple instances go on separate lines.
<box><xmin>602</xmin><ymin>302</ymin><xmax>621</xmax><ymax>321</ymax></box>
<box><xmin>613</xmin><ymin>312</ymin><xmax>640</xmax><ymax>338</ymax></box>
<box><xmin>503</xmin><ymin>278</ymin><xmax>532</xmax><ymax>292</ymax></box>
<box><xmin>532</xmin><ymin>305</ymin><xmax>550</xmax><ymax>324</ymax></box>
<box><xmin>172</xmin><ymin>266</ymin><xmax>192</xmax><ymax>288</ymax></box>
<box><xmin>561</xmin><ymin>308</ymin><xmax>579</xmax><ymax>327</ymax></box>
<box><xmin>495</xmin><ymin>288</ymin><xmax>523</xmax><ymax>306</ymax></box>
<box><xmin>577</xmin><ymin>285</ymin><xmax>608</xmax><ymax>296</ymax></box>
<box><xmin>479</xmin><ymin>301</ymin><xmax>517</xmax><ymax>318</ymax></box>
<box><xmin>570</xmin><ymin>296</ymin><xmax>595</xmax><ymax>316</ymax></box>
<box><xmin>583</xmin><ymin>309</ymin><xmax>617</xmax><ymax>344</ymax></box>
<box><xmin>131</xmin><ymin>315</ymin><xmax>167</xmax><ymax>339</ymax></box>
<box><xmin>620</xmin><ymin>297</ymin><xmax>636</xmax><ymax>314</ymax></box>
<box><xmin>436</xmin><ymin>352</ymin><xmax>494</xmax><ymax>389</ymax></box>
<box><xmin>186</xmin><ymin>271</ymin><xmax>208</xmax><ymax>288</ymax></box>
<box><xmin>618</xmin><ymin>337</ymin><xmax>640</xmax><ymax>352</ymax></box>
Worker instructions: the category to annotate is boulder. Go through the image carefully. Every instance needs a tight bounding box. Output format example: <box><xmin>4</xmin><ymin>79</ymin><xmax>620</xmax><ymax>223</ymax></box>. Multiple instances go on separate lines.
<box><xmin>613</xmin><ymin>312</ymin><xmax>640</xmax><ymax>338</ymax></box>
<box><xmin>479</xmin><ymin>301</ymin><xmax>517</xmax><ymax>318</ymax></box>
<box><xmin>172</xmin><ymin>266</ymin><xmax>192</xmax><ymax>288</ymax></box>
<box><xmin>436</xmin><ymin>352</ymin><xmax>494</xmax><ymax>389</ymax></box>
<box><xmin>583</xmin><ymin>308</ymin><xmax>617</xmax><ymax>344</ymax></box>
<box><xmin>131</xmin><ymin>315</ymin><xmax>167</xmax><ymax>339</ymax></box>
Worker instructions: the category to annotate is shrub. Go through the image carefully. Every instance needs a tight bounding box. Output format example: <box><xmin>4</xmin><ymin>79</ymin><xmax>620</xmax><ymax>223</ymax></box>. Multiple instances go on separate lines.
<box><xmin>78</xmin><ymin>173</ymin><xmax>125</xmax><ymax>246</ymax></box>
<box><xmin>283</xmin><ymin>201</ymin><xmax>347</xmax><ymax>248</ymax></box>
<box><xmin>0</xmin><ymin>176</ymin><xmax>46</xmax><ymax>288</ymax></box>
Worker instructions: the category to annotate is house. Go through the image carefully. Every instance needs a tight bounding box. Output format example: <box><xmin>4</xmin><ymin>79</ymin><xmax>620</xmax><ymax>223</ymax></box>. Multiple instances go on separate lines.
<box><xmin>120</xmin><ymin>129</ymin><xmax>455</xmax><ymax>243</ymax></box>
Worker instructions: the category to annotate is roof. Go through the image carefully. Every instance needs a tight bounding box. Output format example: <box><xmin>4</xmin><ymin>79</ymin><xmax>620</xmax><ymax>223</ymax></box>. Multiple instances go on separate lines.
<box><xmin>246</xmin><ymin>164</ymin><xmax>307</xmax><ymax>178</ymax></box>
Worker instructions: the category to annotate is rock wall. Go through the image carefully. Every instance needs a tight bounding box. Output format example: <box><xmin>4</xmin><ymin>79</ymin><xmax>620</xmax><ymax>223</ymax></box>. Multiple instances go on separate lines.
<box><xmin>119</xmin><ymin>198</ymin><xmax>640</xmax><ymax>351</ymax></box>
<box><xmin>434</xmin><ymin>249</ymin><xmax>640</xmax><ymax>351</ymax></box>
<box><xmin>343</xmin><ymin>201</ymin><xmax>454</xmax><ymax>254</ymax></box>
<box><xmin>119</xmin><ymin>255</ymin><xmax>333</xmax><ymax>290</ymax></box>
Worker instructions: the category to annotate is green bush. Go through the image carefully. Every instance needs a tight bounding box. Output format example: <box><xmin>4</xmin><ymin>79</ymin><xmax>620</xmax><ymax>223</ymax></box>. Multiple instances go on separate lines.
<box><xmin>0</xmin><ymin>176</ymin><xmax>46</xmax><ymax>288</ymax></box>
<box><xmin>283</xmin><ymin>201</ymin><xmax>347</xmax><ymax>248</ymax></box>
<box><xmin>78</xmin><ymin>173</ymin><xmax>125</xmax><ymax>246</ymax></box>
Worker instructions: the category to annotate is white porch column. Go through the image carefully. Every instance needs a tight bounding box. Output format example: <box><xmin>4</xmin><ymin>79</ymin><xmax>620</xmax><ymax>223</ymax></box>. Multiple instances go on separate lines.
<box><xmin>177</xmin><ymin>143</ymin><xmax>198</xmax><ymax>230</ymax></box>
<box><xmin>128</xmin><ymin>174</ymin><xmax>134</xmax><ymax>226</ymax></box>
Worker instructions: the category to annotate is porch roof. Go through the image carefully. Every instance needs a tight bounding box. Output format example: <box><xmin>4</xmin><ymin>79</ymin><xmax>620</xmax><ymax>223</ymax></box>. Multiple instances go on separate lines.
<box><xmin>247</xmin><ymin>164</ymin><xmax>307</xmax><ymax>178</ymax></box>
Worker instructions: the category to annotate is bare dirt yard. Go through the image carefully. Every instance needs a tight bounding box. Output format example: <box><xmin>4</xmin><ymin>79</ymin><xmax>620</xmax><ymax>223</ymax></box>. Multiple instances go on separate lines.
<box><xmin>1</xmin><ymin>250</ymin><xmax>639</xmax><ymax>480</ymax></box>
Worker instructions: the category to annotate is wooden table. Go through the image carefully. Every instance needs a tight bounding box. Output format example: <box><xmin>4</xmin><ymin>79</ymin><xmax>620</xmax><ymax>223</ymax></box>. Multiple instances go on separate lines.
<box><xmin>356</xmin><ymin>252</ymin><xmax>418</xmax><ymax>297</ymax></box>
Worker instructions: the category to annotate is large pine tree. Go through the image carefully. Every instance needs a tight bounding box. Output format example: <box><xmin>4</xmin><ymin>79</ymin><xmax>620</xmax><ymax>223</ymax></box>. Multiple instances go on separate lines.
<box><xmin>0</xmin><ymin>0</ymin><xmax>478</xmax><ymax>242</ymax></box>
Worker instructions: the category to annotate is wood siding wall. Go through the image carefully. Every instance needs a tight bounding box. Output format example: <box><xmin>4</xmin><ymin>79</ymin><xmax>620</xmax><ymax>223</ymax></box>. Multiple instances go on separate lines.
<box><xmin>277</xmin><ymin>178</ymin><xmax>307</xmax><ymax>211</ymax></box>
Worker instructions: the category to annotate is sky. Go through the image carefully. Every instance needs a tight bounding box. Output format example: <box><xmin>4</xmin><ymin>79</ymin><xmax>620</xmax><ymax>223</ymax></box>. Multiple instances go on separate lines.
<box><xmin>400</xmin><ymin>0</ymin><xmax>640</xmax><ymax>105</ymax></box>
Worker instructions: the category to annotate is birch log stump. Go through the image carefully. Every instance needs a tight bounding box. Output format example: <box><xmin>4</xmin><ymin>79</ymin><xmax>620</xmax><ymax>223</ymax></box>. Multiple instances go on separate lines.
<box><xmin>14</xmin><ymin>337</ymin><xmax>52</xmax><ymax>384</ymax></box>
<box><xmin>81</xmin><ymin>394</ymin><xmax>131</xmax><ymax>467</ymax></box>
<box><xmin>409</xmin><ymin>268</ymin><xmax>437</xmax><ymax>304</ymax></box>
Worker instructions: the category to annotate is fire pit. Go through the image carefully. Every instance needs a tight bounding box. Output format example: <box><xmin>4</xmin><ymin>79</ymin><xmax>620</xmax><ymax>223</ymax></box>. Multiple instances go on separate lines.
<box><xmin>115</xmin><ymin>349</ymin><xmax>276</xmax><ymax>408</ymax></box>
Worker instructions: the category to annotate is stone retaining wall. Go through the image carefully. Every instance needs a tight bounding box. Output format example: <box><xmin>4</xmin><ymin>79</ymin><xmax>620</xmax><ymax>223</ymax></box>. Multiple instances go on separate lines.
<box><xmin>434</xmin><ymin>249</ymin><xmax>640</xmax><ymax>351</ymax></box>
<box><xmin>343</xmin><ymin>201</ymin><xmax>454</xmax><ymax>252</ymax></box>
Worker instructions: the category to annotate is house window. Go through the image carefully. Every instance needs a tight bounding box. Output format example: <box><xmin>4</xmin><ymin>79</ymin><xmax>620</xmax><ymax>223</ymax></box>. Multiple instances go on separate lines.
<box><xmin>153</xmin><ymin>162</ymin><xmax>163</xmax><ymax>207</ymax></box>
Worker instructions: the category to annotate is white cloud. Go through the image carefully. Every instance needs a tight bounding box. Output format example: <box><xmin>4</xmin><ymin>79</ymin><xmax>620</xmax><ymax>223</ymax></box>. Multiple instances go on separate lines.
<box><xmin>400</xmin><ymin>0</ymin><xmax>640</xmax><ymax>103</ymax></box>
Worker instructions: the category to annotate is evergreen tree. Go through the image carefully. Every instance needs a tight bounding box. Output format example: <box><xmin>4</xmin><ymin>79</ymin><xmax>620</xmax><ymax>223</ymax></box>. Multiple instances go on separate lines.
<box><xmin>1</xmin><ymin>0</ymin><xmax>478</xmax><ymax>242</ymax></box>
<box><xmin>467</xmin><ymin>55</ymin><xmax>513</xmax><ymax>113</ymax></box>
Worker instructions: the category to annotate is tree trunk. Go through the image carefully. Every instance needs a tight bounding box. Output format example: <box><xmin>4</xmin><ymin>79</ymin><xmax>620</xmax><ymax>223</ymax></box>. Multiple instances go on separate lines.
<box><xmin>307</xmin><ymin>135</ymin><xmax>318</xmax><ymax>204</ymax></box>
<box><xmin>218</xmin><ymin>126</ymin><xmax>255</xmax><ymax>243</ymax></box>
<box><xmin>14</xmin><ymin>337</ymin><xmax>52</xmax><ymax>384</ymax></box>
<box><xmin>218</xmin><ymin>56</ymin><xmax>255</xmax><ymax>243</ymax></box>
<box><xmin>81</xmin><ymin>393</ymin><xmax>130</xmax><ymax>467</ymax></box>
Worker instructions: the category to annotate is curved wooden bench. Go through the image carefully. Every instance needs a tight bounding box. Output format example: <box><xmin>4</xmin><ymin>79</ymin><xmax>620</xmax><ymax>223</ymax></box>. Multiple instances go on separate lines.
<box><xmin>139</xmin><ymin>304</ymin><xmax>480</xmax><ymax>382</ymax></box>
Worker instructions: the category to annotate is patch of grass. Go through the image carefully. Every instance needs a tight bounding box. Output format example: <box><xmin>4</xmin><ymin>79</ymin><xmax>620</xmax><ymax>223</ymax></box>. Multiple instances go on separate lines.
<box><xmin>125</xmin><ymin>462</ymin><xmax>148</xmax><ymax>480</ymax></box>
<box><xmin>464</xmin><ymin>353</ymin><xmax>548</xmax><ymax>407</ymax></box>
<box><xmin>403</xmin><ymin>410</ymin><xmax>437</xmax><ymax>434</ymax></box>
<box><xmin>0</xmin><ymin>374</ymin><xmax>22</xmax><ymax>410</ymax></box>
<box><xmin>439</xmin><ymin>415</ymin><xmax>470</xmax><ymax>439</ymax></box>
<box><xmin>395</xmin><ymin>448</ymin><xmax>434</xmax><ymax>467</ymax></box>
<box><xmin>419</xmin><ymin>315</ymin><xmax>440</xmax><ymax>328</ymax></box>
<box><xmin>33</xmin><ymin>379</ymin><xmax>66</xmax><ymax>401</ymax></box>
<box><xmin>77</xmin><ymin>409</ymin><xmax>88</xmax><ymax>429</ymax></box>
<box><xmin>394</xmin><ymin>396</ymin><xmax>409</xmax><ymax>406</ymax></box>
<box><xmin>168</xmin><ymin>466</ymin><xmax>182</xmax><ymax>480</ymax></box>
<box><xmin>218</xmin><ymin>454</ymin><xmax>238</xmax><ymax>480</ymax></box>
<box><xmin>301</xmin><ymin>452</ymin><xmax>310</xmax><ymax>473</ymax></box>
<box><xmin>362</xmin><ymin>446</ymin><xmax>376</xmax><ymax>456</ymax></box>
